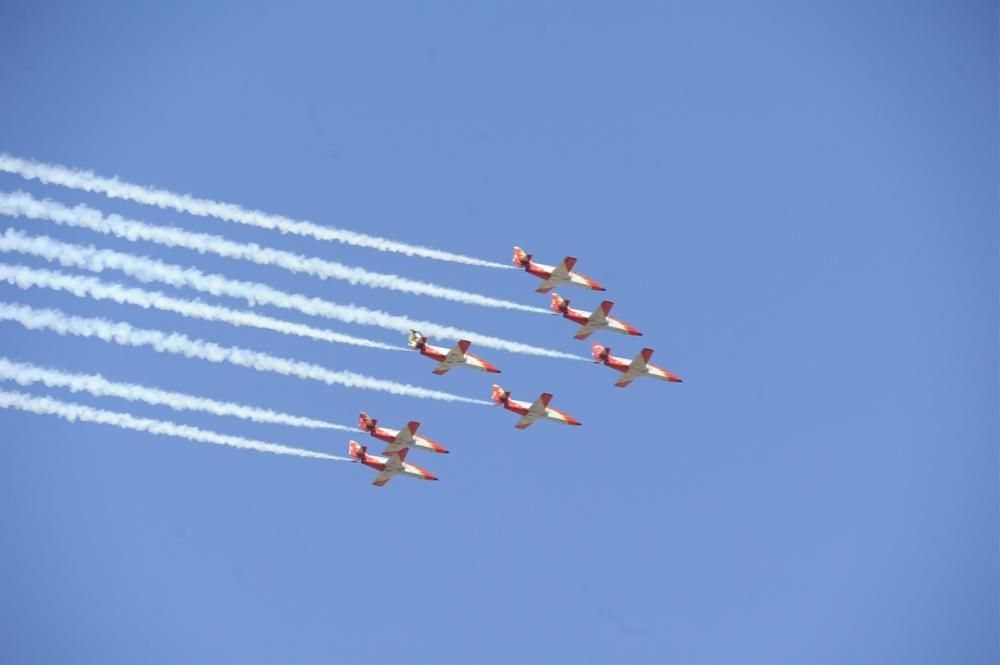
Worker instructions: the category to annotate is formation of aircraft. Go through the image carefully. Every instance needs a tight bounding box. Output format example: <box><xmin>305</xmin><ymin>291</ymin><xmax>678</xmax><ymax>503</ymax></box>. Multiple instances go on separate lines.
<box><xmin>550</xmin><ymin>294</ymin><xmax>642</xmax><ymax>340</ymax></box>
<box><xmin>513</xmin><ymin>247</ymin><xmax>605</xmax><ymax>293</ymax></box>
<box><xmin>407</xmin><ymin>329</ymin><xmax>501</xmax><ymax>375</ymax></box>
<box><xmin>350</xmin><ymin>413</ymin><xmax>450</xmax><ymax>485</ymax></box>
<box><xmin>491</xmin><ymin>384</ymin><xmax>581</xmax><ymax>429</ymax></box>
<box><xmin>353</xmin><ymin>245</ymin><xmax>682</xmax><ymax>486</ymax></box>
<box><xmin>591</xmin><ymin>344</ymin><xmax>683</xmax><ymax>388</ymax></box>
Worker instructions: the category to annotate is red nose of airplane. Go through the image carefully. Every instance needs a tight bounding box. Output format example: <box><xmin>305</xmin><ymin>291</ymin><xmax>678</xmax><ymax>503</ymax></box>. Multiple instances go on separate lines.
<box><xmin>668</xmin><ymin>374</ymin><xmax>683</xmax><ymax>383</ymax></box>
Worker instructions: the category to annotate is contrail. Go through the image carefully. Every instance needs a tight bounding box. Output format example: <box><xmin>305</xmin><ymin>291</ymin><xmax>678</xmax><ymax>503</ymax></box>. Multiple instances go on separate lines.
<box><xmin>0</xmin><ymin>152</ymin><xmax>514</xmax><ymax>270</ymax></box>
<box><xmin>0</xmin><ymin>388</ymin><xmax>354</xmax><ymax>462</ymax></box>
<box><xmin>0</xmin><ymin>191</ymin><xmax>543</xmax><ymax>313</ymax></box>
<box><xmin>0</xmin><ymin>262</ymin><xmax>403</xmax><ymax>352</ymax></box>
<box><xmin>0</xmin><ymin>357</ymin><xmax>353</xmax><ymax>431</ymax></box>
<box><xmin>0</xmin><ymin>229</ymin><xmax>585</xmax><ymax>361</ymax></box>
<box><xmin>0</xmin><ymin>302</ymin><xmax>492</xmax><ymax>406</ymax></box>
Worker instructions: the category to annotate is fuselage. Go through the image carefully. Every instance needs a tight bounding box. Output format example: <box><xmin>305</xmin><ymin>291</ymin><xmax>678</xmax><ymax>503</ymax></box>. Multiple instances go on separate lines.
<box><xmin>415</xmin><ymin>341</ymin><xmax>449</xmax><ymax>363</ymax></box>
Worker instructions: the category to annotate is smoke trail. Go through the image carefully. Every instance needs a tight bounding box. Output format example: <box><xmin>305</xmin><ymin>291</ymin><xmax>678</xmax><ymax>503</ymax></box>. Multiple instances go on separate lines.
<box><xmin>0</xmin><ymin>388</ymin><xmax>353</xmax><ymax>461</ymax></box>
<box><xmin>0</xmin><ymin>229</ymin><xmax>584</xmax><ymax>361</ymax></box>
<box><xmin>0</xmin><ymin>262</ymin><xmax>403</xmax><ymax>352</ymax></box>
<box><xmin>0</xmin><ymin>153</ymin><xmax>514</xmax><ymax>270</ymax></box>
<box><xmin>0</xmin><ymin>357</ymin><xmax>352</xmax><ymax>431</ymax></box>
<box><xmin>0</xmin><ymin>191</ymin><xmax>542</xmax><ymax>313</ymax></box>
<box><xmin>0</xmin><ymin>302</ymin><xmax>491</xmax><ymax>406</ymax></box>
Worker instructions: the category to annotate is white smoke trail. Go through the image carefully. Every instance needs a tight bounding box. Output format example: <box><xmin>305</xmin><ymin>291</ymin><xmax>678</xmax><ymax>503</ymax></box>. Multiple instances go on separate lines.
<box><xmin>0</xmin><ymin>191</ymin><xmax>542</xmax><ymax>313</ymax></box>
<box><xmin>0</xmin><ymin>262</ymin><xmax>403</xmax><ymax>352</ymax></box>
<box><xmin>0</xmin><ymin>357</ymin><xmax>352</xmax><ymax>431</ymax></box>
<box><xmin>0</xmin><ymin>153</ymin><xmax>514</xmax><ymax>269</ymax></box>
<box><xmin>0</xmin><ymin>302</ymin><xmax>491</xmax><ymax>406</ymax></box>
<box><xmin>0</xmin><ymin>388</ymin><xmax>353</xmax><ymax>462</ymax></box>
<box><xmin>0</xmin><ymin>229</ymin><xmax>584</xmax><ymax>361</ymax></box>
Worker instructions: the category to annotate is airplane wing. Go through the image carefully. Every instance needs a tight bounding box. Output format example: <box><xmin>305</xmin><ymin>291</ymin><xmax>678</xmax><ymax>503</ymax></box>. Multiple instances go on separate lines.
<box><xmin>614</xmin><ymin>373</ymin><xmax>639</xmax><ymax>388</ymax></box>
<box><xmin>535</xmin><ymin>257</ymin><xmax>578</xmax><ymax>293</ymax></box>
<box><xmin>574</xmin><ymin>301</ymin><xmax>613</xmax><ymax>339</ymax></box>
<box><xmin>514</xmin><ymin>393</ymin><xmax>553</xmax><ymax>429</ymax></box>
<box><xmin>382</xmin><ymin>421</ymin><xmax>419</xmax><ymax>454</ymax></box>
<box><xmin>432</xmin><ymin>340</ymin><xmax>472</xmax><ymax>375</ymax></box>
<box><xmin>615</xmin><ymin>349</ymin><xmax>653</xmax><ymax>388</ymax></box>
<box><xmin>373</xmin><ymin>449</ymin><xmax>409</xmax><ymax>486</ymax></box>
<box><xmin>372</xmin><ymin>469</ymin><xmax>395</xmax><ymax>487</ymax></box>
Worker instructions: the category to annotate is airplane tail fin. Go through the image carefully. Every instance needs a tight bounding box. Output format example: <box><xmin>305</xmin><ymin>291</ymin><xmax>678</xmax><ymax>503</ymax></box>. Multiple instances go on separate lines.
<box><xmin>550</xmin><ymin>293</ymin><xmax>569</xmax><ymax>314</ymax></box>
<box><xmin>358</xmin><ymin>412</ymin><xmax>376</xmax><ymax>432</ymax></box>
<box><xmin>348</xmin><ymin>441</ymin><xmax>367</xmax><ymax>460</ymax></box>
<box><xmin>407</xmin><ymin>329</ymin><xmax>426</xmax><ymax>349</ymax></box>
<box><xmin>591</xmin><ymin>343</ymin><xmax>609</xmax><ymax>362</ymax></box>
<box><xmin>491</xmin><ymin>384</ymin><xmax>510</xmax><ymax>404</ymax></box>
<box><xmin>513</xmin><ymin>246</ymin><xmax>532</xmax><ymax>267</ymax></box>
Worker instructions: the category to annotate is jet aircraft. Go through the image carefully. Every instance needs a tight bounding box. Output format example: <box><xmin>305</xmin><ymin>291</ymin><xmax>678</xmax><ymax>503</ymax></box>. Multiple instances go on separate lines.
<box><xmin>491</xmin><ymin>384</ymin><xmax>581</xmax><ymax>429</ymax></box>
<box><xmin>349</xmin><ymin>441</ymin><xmax>438</xmax><ymax>487</ymax></box>
<box><xmin>550</xmin><ymin>293</ymin><xmax>642</xmax><ymax>340</ymax></box>
<box><xmin>591</xmin><ymin>344</ymin><xmax>683</xmax><ymax>388</ymax></box>
<box><xmin>408</xmin><ymin>330</ymin><xmax>500</xmax><ymax>375</ymax></box>
<box><xmin>358</xmin><ymin>412</ymin><xmax>449</xmax><ymax>454</ymax></box>
<box><xmin>513</xmin><ymin>246</ymin><xmax>605</xmax><ymax>293</ymax></box>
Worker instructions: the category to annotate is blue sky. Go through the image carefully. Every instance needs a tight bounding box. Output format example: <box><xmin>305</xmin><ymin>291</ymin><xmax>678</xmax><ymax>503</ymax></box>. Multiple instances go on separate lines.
<box><xmin>0</xmin><ymin>2</ymin><xmax>996</xmax><ymax>663</ymax></box>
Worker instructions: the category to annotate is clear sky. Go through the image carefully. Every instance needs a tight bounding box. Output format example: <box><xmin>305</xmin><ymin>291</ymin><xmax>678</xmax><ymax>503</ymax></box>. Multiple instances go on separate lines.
<box><xmin>0</xmin><ymin>2</ymin><xmax>996</xmax><ymax>663</ymax></box>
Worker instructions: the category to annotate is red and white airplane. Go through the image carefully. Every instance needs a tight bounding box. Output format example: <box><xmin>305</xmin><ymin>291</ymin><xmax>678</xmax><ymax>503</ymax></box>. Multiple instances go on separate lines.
<box><xmin>491</xmin><ymin>384</ymin><xmax>582</xmax><ymax>429</ymax></box>
<box><xmin>357</xmin><ymin>412</ymin><xmax>449</xmax><ymax>454</ymax></box>
<box><xmin>349</xmin><ymin>441</ymin><xmax>438</xmax><ymax>487</ymax></box>
<box><xmin>513</xmin><ymin>247</ymin><xmax>606</xmax><ymax>293</ymax></box>
<box><xmin>550</xmin><ymin>293</ymin><xmax>642</xmax><ymax>340</ymax></box>
<box><xmin>408</xmin><ymin>330</ymin><xmax>501</xmax><ymax>375</ymax></box>
<box><xmin>591</xmin><ymin>343</ymin><xmax>683</xmax><ymax>388</ymax></box>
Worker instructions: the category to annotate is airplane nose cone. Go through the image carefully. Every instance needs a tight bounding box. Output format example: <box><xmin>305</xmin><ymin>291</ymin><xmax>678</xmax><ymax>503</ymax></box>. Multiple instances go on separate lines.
<box><xmin>669</xmin><ymin>375</ymin><xmax>683</xmax><ymax>383</ymax></box>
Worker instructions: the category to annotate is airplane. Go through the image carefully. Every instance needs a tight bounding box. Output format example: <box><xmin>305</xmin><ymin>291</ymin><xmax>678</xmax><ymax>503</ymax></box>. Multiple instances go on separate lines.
<box><xmin>550</xmin><ymin>293</ymin><xmax>642</xmax><ymax>340</ymax></box>
<box><xmin>408</xmin><ymin>330</ymin><xmax>501</xmax><ymax>375</ymax></box>
<box><xmin>513</xmin><ymin>246</ymin><xmax>606</xmax><ymax>293</ymax></box>
<box><xmin>591</xmin><ymin>343</ymin><xmax>683</xmax><ymax>388</ymax></box>
<box><xmin>491</xmin><ymin>384</ymin><xmax>582</xmax><ymax>429</ymax></box>
<box><xmin>349</xmin><ymin>441</ymin><xmax>438</xmax><ymax>487</ymax></box>
<box><xmin>358</xmin><ymin>412</ymin><xmax>449</xmax><ymax>454</ymax></box>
